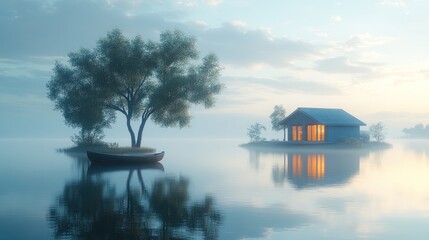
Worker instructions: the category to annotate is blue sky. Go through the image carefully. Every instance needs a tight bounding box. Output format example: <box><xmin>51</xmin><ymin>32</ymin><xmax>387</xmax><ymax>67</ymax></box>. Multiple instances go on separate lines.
<box><xmin>1</xmin><ymin>0</ymin><xmax>429</xmax><ymax>140</ymax></box>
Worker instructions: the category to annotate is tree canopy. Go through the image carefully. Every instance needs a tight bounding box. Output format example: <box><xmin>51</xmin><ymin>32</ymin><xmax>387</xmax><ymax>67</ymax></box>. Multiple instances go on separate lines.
<box><xmin>403</xmin><ymin>123</ymin><xmax>429</xmax><ymax>138</ymax></box>
<box><xmin>270</xmin><ymin>105</ymin><xmax>286</xmax><ymax>132</ymax></box>
<box><xmin>247</xmin><ymin>123</ymin><xmax>266</xmax><ymax>142</ymax></box>
<box><xmin>47</xmin><ymin>60</ymin><xmax>115</xmax><ymax>145</ymax></box>
<box><xmin>47</xmin><ymin>29</ymin><xmax>222</xmax><ymax>147</ymax></box>
<box><xmin>370</xmin><ymin>122</ymin><xmax>386</xmax><ymax>143</ymax></box>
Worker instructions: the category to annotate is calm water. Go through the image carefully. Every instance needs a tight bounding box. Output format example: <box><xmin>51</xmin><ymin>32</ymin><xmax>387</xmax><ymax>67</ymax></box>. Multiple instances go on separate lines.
<box><xmin>1</xmin><ymin>138</ymin><xmax>429</xmax><ymax>239</ymax></box>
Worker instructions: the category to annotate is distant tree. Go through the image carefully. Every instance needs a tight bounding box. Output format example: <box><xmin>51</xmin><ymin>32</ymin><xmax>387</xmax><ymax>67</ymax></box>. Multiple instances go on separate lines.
<box><xmin>247</xmin><ymin>123</ymin><xmax>266</xmax><ymax>142</ymax></box>
<box><xmin>270</xmin><ymin>105</ymin><xmax>286</xmax><ymax>141</ymax></box>
<box><xmin>403</xmin><ymin>123</ymin><xmax>429</xmax><ymax>138</ymax></box>
<box><xmin>370</xmin><ymin>122</ymin><xmax>386</xmax><ymax>143</ymax></box>
<box><xmin>47</xmin><ymin>29</ymin><xmax>222</xmax><ymax>147</ymax></box>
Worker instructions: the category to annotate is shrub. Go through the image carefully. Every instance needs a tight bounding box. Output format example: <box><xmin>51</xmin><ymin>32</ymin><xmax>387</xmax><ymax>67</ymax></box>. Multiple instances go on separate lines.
<box><xmin>360</xmin><ymin>132</ymin><xmax>370</xmax><ymax>143</ymax></box>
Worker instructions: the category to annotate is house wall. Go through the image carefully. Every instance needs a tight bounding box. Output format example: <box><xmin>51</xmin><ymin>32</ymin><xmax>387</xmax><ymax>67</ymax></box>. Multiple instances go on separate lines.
<box><xmin>284</xmin><ymin>111</ymin><xmax>319</xmax><ymax>141</ymax></box>
<box><xmin>326</xmin><ymin>126</ymin><xmax>360</xmax><ymax>143</ymax></box>
<box><xmin>283</xmin><ymin>111</ymin><xmax>361</xmax><ymax>143</ymax></box>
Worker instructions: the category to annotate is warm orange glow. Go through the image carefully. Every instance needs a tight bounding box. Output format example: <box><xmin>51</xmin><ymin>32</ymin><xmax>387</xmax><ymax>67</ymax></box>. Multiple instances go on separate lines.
<box><xmin>307</xmin><ymin>154</ymin><xmax>325</xmax><ymax>179</ymax></box>
<box><xmin>292</xmin><ymin>126</ymin><xmax>303</xmax><ymax>141</ymax></box>
<box><xmin>312</xmin><ymin>125</ymin><xmax>317</xmax><ymax>140</ymax></box>
<box><xmin>298</xmin><ymin>126</ymin><xmax>303</xmax><ymax>141</ymax></box>
<box><xmin>307</xmin><ymin>124</ymin><xmax>325</xmax><ymax>142</ymax></box>
<box><xmin>292</xmin><ymin>154</ymin><xmax>302</xmax><ymax>176</ymax></box>
<box><xmin>307</xmin><ymin>126</ymin><xmax>311</xmax><ymax>141</ymax></box>
<box><xmin>320</xmin><ymin>125</ymin><xmax>325</xmax><ymax>141</ymax></box>
<box><xmin>292</xmin><ymin>126</ymin><xmax>297</xmax><ymax>141</ymax></box>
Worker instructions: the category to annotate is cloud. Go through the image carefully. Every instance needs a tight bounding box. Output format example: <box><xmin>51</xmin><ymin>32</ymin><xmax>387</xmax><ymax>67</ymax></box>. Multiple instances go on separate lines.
<box><xmin>315</xmin><ymin>56</ymin><xmax>373</xmax><ymax>75</ymax></box>
<box><xmin>0</xmin><ymin>57</ymin><xmax>53</xmax><ymax>78</ymax></box>
<box><xmin>0</xmin><ymin>0</ymin><xmax>319</xmax><ymax>69</ymax></box>
<box><xmin>230</xmin><ymin>19</ymin><xmax>247</xmax><ymax>28</ymax></box>
<box><xmin>194</xmin><ymin>19</ymin><xmax>208</xmax><ymax>27</ymax></box>
<box><xmin>175</xmin><ymin>0</ymin><xmax>222</xmax><ymax>7</ymax></box>
<box><xmin>0</xmin><ymin>0</ymin><xmax>178</xmax><ymax>58</ymax></box>
<box><xmin>344</xmin><ymin>33</ymin><xmax>392</xmax><ymax>51</ymax></box>
<box><xmin>225</xmin><ymin>76</ymin><xmax>340</xmax><ymax>95</ymax></box>
<box><xmin>331</xmin><ymin>15</ymin><xmax>342</xmax><ymax>23</ymax></box>
<box><xmin>205</xmin><ymin>0</ymin><xmax>222</xmax><ymax>6</ymax></box>
<box><xmin>381</xmin><ymin>0</ymin><xmax>406</xmax><ymax>7</ymax></box>
<box><xmin>211</xmin><ymin>75</ymin><xmax>341</xmax><ymax>115</ymax></box>
<box><xmin>198</xmin><ymin>23</ymin><xmax>319</xmax><ymax>68</ymax></box>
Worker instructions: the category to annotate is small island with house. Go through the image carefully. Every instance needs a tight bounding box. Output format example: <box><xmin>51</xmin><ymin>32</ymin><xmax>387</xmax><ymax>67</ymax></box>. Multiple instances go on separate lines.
<box><xmin>242</xmin><ymin>107</ymin><xmax>391</xmax><ymax>150</ymax></box>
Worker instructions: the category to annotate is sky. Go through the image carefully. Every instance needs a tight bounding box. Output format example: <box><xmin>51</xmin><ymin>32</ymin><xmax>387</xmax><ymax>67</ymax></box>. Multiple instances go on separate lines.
<box><xmin>1</xmin><ymin>0</ymin><xmax>429</xmax><ymax>141</ymax></box>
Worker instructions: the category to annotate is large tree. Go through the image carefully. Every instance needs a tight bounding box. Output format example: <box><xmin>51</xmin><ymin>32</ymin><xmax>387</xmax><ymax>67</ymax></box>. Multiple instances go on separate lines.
<box><xmin>48</xmin><ymin>29</ymin><xmax>222</xmax><ymax>147</ymax></box>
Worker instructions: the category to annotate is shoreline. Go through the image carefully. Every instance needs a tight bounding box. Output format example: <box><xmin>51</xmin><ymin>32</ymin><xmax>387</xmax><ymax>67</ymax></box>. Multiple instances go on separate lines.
<box><xmin>240</xmin><ymin>140</ymin><xmax>392</xmax><ymax>151</ymax></box>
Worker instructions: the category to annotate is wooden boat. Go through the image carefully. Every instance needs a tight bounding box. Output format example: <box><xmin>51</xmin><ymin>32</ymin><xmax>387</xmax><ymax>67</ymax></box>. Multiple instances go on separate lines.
<box><xmin>87</xmin><ymin>150</ymin><xmax>164</xmax><ymax>164</ymax></box>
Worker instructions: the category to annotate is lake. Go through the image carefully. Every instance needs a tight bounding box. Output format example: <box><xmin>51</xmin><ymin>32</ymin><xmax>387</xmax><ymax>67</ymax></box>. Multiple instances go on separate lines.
<box><xmin>1</xmin><ymin>138</ymin><xmax>429</xmax><ymax>239</ymax></box>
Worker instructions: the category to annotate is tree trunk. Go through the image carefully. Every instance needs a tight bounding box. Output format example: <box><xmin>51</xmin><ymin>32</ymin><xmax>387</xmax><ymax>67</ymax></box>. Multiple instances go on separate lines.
<box><xmin>126</xmin><ymin>116</ymin><xmax>137</xmax><ymax>147</ymax></box>
<box><xmin>135</xmin><ymin>117</ymin><xmax>148</xmax><ymax>148</ymax></box>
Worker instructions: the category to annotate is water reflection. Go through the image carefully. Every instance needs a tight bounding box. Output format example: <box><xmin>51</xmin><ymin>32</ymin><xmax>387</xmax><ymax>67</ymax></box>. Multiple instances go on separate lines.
<box><xmin>284</xmin><ymin>151</ymin><xmax>361</xmax><ymax>189</ymax></box>
<box><xmin>404</xmin><ymin>139</ymin><xmax>429</xmax><ymax>158</ymax></box>
<box><xmin>248</xmin><ymin>147</ymin><xmax>376</xmax><ymax>189</ymax></box>
<box><xmin>48</xmin><ymin>163</ymin><xmax>222</xmax><ymax>239</ymax></box>
<box><xmin>87</xmin><ymin>163</ymin><xmax>165</xmax><ymax>175</ymax></box>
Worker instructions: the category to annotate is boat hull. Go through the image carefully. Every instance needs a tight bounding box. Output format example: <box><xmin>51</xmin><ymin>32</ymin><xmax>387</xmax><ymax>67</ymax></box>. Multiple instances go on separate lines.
<box><xmin>87</xmin><ymin>150</ymin><xmax>164</xmax><ymax>164</ymax></box>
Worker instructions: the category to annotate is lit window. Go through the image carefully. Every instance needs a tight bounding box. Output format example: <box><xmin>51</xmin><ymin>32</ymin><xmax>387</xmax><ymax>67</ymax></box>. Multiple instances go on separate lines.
<box><xmin>297</xmin><ymin>126</ymin><xmax>303</xmax><ymax>141</ymax></box>
<box><xmin>292</xmin><ymin>125</ymin><xmax>303</xmax><ymax>141</ymax></box>
<box><xmin>292</xmin><ymin>126</ymin><xmax>297</xmax><ymax>141</ymax></box>
<box><xmin>306</xmin><ymin>124</ymin><xmax>325</xmax><ymax>142</ymax></box>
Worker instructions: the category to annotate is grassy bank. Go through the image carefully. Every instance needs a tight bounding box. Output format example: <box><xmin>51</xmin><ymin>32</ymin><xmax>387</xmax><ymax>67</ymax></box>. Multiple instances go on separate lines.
<box><xmin>58</xmin><ymin>144</ymin><xmax>155</xmax><ymax>154</ymax></box>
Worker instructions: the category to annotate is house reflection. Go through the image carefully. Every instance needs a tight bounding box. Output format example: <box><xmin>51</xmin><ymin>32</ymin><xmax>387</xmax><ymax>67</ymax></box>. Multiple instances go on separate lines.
<box><xmin>291</xmin><ymin>153</ymin><xmax>325</xmax><ymax>179</ymax></box>
<box><xmin>254</xmin><ymin>146</ymin><xmax>371</xmax><ymax>189</ymax></box>
<box><xmin>286</xmin><ymin>151</ymin><xmax>361</xmax><ymax>188</ymax></box>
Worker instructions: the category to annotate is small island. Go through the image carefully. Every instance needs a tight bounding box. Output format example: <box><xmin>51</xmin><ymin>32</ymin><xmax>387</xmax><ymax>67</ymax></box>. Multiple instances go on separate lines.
<box><xmin>243</xmin><ymin>107</ymin><xmax>391</xmax><ymax>151</ymax></box>
<box><xmin>48</xmin><ymin>29</ymin><xmax>223</xmax><ymax>162</ymax></box>
<box><xmin>240</xmin><ymin>140</ymin><xmax>391</xmax><ymax>151</ymax></box>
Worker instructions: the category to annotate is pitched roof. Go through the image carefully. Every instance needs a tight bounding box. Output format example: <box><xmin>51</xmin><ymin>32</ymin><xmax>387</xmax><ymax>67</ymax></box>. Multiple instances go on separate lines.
<box><xmin>280</xmin><ymin>107</ymin><xmax>366</xmax><ymax>126</ymax></box>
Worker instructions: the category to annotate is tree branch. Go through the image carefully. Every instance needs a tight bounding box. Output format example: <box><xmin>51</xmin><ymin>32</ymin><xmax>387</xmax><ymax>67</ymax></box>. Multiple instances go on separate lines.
<box><xmin>105</xmin><ymin>103</ymin><xmax>127</xmax><ymax>116</ymax></box>
<box><xmin>134</xmin><ymin>74</ymin><xmax>149</xmax><ymax>94</ymax></box>
<box><xmin>141</xmin><ymin>108</ymin><xmax>155</xmax><ymax>119</ymax></box>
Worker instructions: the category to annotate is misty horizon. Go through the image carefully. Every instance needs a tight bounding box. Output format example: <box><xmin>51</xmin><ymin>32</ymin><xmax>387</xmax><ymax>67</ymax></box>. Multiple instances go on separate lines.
<box><xmin>1</xmin><ymin>0</ymin><xmax>429</xmax><ymax>142</ymax></box>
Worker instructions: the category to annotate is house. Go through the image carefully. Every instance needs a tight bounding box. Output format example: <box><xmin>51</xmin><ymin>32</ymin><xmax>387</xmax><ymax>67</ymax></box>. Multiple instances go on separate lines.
<box><xmin>279</xmin><ymin>107</ymin><xmax>366</xmax><ymax>143</ymax></box>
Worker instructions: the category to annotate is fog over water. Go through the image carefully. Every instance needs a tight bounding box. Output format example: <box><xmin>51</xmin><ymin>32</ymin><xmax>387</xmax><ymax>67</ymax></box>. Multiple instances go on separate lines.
<box><xmin>1</xmin><ymin>138</ymin><xmax>429</xmax><ymax>239</ymax></box>
<box><xmin>2</xmin><ymin>1</ymin><xmax>429</xmax><ymax>238</ymax></box>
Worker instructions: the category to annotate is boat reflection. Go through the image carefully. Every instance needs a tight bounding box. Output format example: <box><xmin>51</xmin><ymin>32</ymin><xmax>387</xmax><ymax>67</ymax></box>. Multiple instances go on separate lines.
<box><xmin>87</xmin><ymin>162</ymin><xmax>165</xmax><ymax>175</ymax></box>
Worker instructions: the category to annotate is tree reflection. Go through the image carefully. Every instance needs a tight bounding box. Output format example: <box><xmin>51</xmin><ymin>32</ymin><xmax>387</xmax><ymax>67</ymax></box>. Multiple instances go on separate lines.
<box><xmin>272</xmin><ymin>153</ymin><xmax>288</xmax><ymax>185</ymax></box>
<box><xmin>48</xmin><ymin>173</ymin><xmax>222</xmax><ymax>239</ymax></box>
